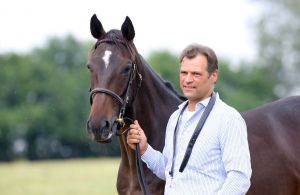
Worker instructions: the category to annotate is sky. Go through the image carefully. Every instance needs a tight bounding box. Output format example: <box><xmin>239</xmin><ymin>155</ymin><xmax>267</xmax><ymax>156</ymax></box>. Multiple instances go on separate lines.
<box><xmin>0</xmin><ymin>0</ymin><xmax>261</xmax><ymax>64</ymax></box>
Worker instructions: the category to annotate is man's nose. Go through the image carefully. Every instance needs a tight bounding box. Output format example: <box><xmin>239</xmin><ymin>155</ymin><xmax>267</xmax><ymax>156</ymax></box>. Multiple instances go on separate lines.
<box><xmin>185</xmin><ymin>73</ymin><xmax>193</xmax><ymax>82</ymax></box>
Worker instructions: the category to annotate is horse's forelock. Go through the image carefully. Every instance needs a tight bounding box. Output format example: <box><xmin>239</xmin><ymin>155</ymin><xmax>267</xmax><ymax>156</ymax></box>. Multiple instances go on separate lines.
<box><xmin>92</xmin><ymin>30</ymin><xmax>137</xmax><ymax>57</ymax></box>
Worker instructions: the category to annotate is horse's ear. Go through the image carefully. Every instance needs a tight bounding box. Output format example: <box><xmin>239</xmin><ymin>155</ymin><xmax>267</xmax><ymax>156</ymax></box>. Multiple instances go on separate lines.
<box><xmin>90</xmin><ymin>14</ymin><xmax>105</xmax><ymax>39</ymax></box>
<box><xmin>121</xmin><ymin>16</ymin><xmax>135</xmax><ymax>41</ymax></box>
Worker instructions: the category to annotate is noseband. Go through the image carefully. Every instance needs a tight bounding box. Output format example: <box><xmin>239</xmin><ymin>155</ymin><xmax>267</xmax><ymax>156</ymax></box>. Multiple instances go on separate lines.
<box><xmin>89</xmin><ymin>38</ymin><xmax>143</xmax><ymax>133</ymax></box>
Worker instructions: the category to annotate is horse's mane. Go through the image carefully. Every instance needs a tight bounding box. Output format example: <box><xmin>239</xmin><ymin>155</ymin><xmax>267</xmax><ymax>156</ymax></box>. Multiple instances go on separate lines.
<box><xmin>139</xmin><ymin>55</ymin><xmax>186</xmax><ymax>101</ymax></box>
<box><xmin>163</xmin><ymin>80</ymin><xmax>187</xmax><ymax>101</ymax></box>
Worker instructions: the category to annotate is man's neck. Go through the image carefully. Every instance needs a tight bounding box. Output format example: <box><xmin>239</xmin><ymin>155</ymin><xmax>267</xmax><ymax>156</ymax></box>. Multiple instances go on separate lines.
<box><xmin>187</xmin><ymin>94</ymin><xmax>213</xmax><ymax>111</ymax></box>
<box><xmin>187</xmin><ymin>101</ymin><xmax>197</xmax><ymax>111</ymax></box>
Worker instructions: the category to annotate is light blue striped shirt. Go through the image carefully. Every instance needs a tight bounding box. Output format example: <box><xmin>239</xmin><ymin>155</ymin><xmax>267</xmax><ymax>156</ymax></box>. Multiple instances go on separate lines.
<box><xmin>142</xmin><ymin>93</ymin><xmax>252</xmax><ymax>195</ymax></box>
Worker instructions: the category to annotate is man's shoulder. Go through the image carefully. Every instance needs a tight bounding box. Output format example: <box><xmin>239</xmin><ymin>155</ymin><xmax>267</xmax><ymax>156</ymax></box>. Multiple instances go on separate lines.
<box><xmin>215</xmin><ymin>96</ymin><xmax>244</xmax><ymax>120</ymax></box>
<box><xmin>214</xmin><ymin>97</ymin><xmax>247</xmax><ymax>133</ymax></box>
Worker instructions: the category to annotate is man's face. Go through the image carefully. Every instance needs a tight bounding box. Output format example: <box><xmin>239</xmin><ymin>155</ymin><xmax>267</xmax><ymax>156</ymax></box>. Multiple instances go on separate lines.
<box><xmin>180</xmin><ymin>54</ymin><xmax>218</xmax><ymax>103</ymax></box>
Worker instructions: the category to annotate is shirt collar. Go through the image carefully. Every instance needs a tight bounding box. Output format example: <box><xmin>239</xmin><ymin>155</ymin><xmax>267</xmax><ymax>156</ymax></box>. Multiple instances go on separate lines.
<box><xmin>178</xmin><ymin>92</ymin><xmax>217</xmax><ymax>111</ymax></box>
<box><xmin>199</xmin><ymin>96</ymin><xmax>210</xmax><ymax>109</ymax></box>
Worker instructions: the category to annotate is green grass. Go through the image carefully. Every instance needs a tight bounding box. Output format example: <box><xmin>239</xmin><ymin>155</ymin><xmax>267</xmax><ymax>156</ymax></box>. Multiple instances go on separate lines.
<box><xmin>0</xmin><ymin>158</ymin><xmax>120</xmax><ymax>195</ymax></box>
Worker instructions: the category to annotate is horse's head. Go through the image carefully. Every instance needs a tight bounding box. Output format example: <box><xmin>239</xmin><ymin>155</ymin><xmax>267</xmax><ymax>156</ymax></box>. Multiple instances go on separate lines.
<box><xmin>86</xmin><ymin>14</ymin><xmax>142</xmax><ymax>143</ymax></box>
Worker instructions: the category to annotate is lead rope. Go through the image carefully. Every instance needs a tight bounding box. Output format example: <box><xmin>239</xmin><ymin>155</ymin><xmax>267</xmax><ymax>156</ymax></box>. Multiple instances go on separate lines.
<box><xmin>120</xmin><ymin>64</ymin><xmax>148</xmax><ymax>194</ymax></box>
<box><xmin>118</xmin><ymin>117</ymin><xmax>149</xmax><ymax>195</ymax></box>
<box><xmin>127</xmin><ymin>57</ymin><xmax>149</xmax><ymax>195</ymax></box>
<box><xmin>136</xmin><ymin>143</ymin><xmax>150</xmax><ymax>195</ymax></box>
<box><xmin>119</xmin><ymin>119</ymin><xmax>149</xmax><ymax>195</ymax></box>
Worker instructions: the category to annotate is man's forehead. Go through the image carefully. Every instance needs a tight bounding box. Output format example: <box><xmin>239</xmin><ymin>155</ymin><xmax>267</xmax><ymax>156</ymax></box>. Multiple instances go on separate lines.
<box><xmin>181</xmin><ymin>55</ymin><xmax>208</xmax><ymax>67</ymax></box>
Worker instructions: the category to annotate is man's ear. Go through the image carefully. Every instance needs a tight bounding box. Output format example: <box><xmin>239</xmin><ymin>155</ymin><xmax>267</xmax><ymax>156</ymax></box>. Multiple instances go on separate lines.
<box><xmin>210</xmin><ymin>69</ymin><xmax>218</xmax><ymax>84</ymax></box>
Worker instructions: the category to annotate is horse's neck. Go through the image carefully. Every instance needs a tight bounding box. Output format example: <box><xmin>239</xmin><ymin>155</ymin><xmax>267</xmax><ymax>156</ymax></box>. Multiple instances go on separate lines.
<box><xmin>132</xmin><ymin>62</ymin><xmax>182</xmax><ymax>149</ymax></box>
<box><xmin>119</xmin><ymin>62</ymin><xmax>182</xmax><ymax>151</ymax></box>
<box><xmin>117</xmin><ymin>58</ymin><xmax>182</xmax><ymax>192</ymax></box>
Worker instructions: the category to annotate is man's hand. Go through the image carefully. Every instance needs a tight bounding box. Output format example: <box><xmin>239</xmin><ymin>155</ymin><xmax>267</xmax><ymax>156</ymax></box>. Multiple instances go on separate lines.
<box><xmin>127</xmin><ymin>120</ymin><xmax>148</xmax><ymax>155</ymax></box>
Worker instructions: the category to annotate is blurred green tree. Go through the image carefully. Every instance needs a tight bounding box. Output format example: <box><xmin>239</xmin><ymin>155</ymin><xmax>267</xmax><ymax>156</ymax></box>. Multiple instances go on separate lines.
<box><xmin>147</xmin><ymin>50</ymin><xmax>181</xmax><ymax>91</ymax></box>
<box><xmin>0</xmin><ymin>35</ymin><xmax>120</xmax><ymax>161</ymax></box>
<box><xmin>216</xmin><ymin>60</ymin><xmax>277</xmax><ymax>111</ymax></box>
<box><xmin>254</xmin><ymin>0</ymin><xmax>300</xmax><ymax>96</ymax></box>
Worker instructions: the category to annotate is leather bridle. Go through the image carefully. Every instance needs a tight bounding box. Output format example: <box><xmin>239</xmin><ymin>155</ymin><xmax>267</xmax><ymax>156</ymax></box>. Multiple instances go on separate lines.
<box><xmin>89</xmin><ymin>38</ymin><xmax>142</xmax><ymax>133</ymax></box>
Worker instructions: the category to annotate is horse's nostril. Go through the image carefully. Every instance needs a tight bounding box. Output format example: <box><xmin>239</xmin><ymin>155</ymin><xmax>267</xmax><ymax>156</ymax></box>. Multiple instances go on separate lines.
<box><xmin>87</xmin><ymin>118</ymin><xmax>113</xmax><ymax>142</ymax></box>
<box><xmin>100</xmin><ymin>120</ymin><xmax>110</xmax><ymax>131</ymax></box>
<box><xmin>87</xmin><ymin>120</ymin><xmax>91</xmax><ymax>130</ymax></box>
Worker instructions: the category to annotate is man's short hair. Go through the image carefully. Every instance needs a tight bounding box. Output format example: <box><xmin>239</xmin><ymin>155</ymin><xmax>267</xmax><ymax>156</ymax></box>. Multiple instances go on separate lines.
<box><xmin>179</xmin><ymin>43</ymin><xmax>218</xmax><ymax>74</ymax></box>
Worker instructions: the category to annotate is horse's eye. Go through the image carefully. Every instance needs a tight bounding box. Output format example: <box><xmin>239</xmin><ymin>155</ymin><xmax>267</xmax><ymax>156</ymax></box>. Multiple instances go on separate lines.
<box><xmin>87</xmin><ymin>64</ymin><xmax>94</xmax><ymax>73</ymax></box>
<box><xmin>122</xmin><ymin>65</ymin><xmax>132</xmax><ymax>75</ymax></box>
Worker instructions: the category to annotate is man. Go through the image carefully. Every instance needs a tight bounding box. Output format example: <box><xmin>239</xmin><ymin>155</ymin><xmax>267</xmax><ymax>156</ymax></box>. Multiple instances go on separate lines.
<box><xmin>127</xmin><ymin>43</ymin><xmax>252</xmax><ymax>194</ymax></box>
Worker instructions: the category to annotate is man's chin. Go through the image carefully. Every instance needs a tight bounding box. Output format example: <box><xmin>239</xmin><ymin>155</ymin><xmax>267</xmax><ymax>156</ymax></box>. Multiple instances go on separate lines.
<box><xmin>183</xmin><ymin>94</ymin><xmax>196</xmax><ymax>100</ymax></box>
<box><xmin>183</xmin><ymin>90</ymin><xmax>195</xmax><ymax>96</ymax></box>
<box><xmin>183</xmin><ymin>92</ymin><xmax>203</xmax><ymax>100</ymax></box>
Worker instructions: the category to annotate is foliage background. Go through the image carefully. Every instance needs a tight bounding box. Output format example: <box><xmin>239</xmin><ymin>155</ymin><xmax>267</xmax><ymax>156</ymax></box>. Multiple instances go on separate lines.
<box><xmin>0</xmin><ymin>0</ymin><xmax>300</xmax><ymax>161</ymax></box>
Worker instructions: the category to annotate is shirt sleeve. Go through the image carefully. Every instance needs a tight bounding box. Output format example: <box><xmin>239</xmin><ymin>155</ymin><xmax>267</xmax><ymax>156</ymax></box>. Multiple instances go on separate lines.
<box><xmin>141</xmin><ymin>144</ymin><xmax>167</xmax><ymax>180</ymax></box>
<box><xmin>218</xmin><ymin>114</ymin><xmax>252</xmax><ymax>195</ymax></box>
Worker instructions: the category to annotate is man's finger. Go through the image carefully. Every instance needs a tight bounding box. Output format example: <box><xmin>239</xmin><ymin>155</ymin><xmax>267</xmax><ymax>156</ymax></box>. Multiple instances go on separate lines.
<box><xmin>134</xmin><ymin>120</ymin><xmax>140</xmax><ymax>127</ymax></box>
<box><xmin>129</xmin><ymin>129</ymin><xmax>139</xmax><ymax>135</ymax></box>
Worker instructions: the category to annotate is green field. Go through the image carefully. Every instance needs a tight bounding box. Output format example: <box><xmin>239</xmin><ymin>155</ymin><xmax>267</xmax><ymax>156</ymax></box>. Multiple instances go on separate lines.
<box><xmin>0</xmin><ymin>158</ymin><xmax>120</xmax><ymax>195</ymax></box>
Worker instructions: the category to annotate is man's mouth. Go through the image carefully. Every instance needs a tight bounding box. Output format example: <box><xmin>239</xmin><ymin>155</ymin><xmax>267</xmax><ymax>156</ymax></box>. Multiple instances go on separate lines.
<box><xmin>184</xmin><ymin>86</ymin><xmax>195</xmax><ymax>90</ymax></box>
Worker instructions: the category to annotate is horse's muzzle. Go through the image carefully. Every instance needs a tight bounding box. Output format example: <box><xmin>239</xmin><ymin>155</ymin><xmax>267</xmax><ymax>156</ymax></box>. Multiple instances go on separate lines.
<box><xmin>87</xmin><ymin>119</ymin><xmax>114</xmax><ymax>143</ymax></box>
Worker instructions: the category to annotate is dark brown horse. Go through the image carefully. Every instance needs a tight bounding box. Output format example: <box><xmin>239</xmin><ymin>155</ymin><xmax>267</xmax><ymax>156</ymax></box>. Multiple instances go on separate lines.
<box><xmin>87</xmin><ymin>14</ymin><xmax>182</xmax><ymax>194</ymax></box>
<box><xmin>243</xmin><ymin>96</ymin><xmax>300</xmax><ymax>195</ymax></box>
<box><xmin>86</xmin><ymin>14</ymin><xmax>300</xmax><ymax>195</ymax></box>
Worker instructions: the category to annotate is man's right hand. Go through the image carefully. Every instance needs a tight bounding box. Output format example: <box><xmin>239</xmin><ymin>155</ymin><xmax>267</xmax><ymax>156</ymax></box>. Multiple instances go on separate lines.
<box><xmin>127</xmin><ymin>120</ymin><xmax>148</xmax><ymax>155</ymax></box>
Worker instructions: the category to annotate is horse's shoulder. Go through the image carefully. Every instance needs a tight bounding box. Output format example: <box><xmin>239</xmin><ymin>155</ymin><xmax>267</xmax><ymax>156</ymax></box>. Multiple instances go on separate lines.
<box><xmin>242</xmin><ymin>95</ymin><xmax>300</xmax><ymax>141</ymax></box>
